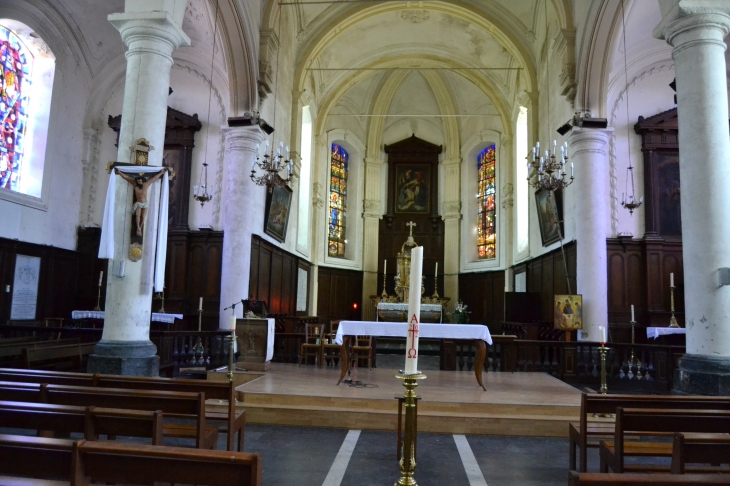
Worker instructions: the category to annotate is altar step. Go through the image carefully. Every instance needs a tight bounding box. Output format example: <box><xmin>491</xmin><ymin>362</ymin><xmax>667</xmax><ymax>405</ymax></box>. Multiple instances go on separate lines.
<box><xmin>233</xmin><ymin>391</ymin><xmax>577</xmax><ymax>438</ymax></box>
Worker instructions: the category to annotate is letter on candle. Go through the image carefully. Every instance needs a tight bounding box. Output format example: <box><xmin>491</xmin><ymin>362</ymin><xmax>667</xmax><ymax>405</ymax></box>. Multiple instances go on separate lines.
<box><xmin>230</xmin><ymin>315</ymin><xmax>237</xmax><ymax>332</ymax></box>
<box><xmin>404</xmin><ymin>246</ymin><xmax>423</xmax><ymax>374</ymax></box>
<box><xmin>631</xmin><ymin>304</ymin><xmax>635</xmax><ymax>322</ymax></box>
<box><xmin>199</xmin><ymin>297</ymin><xmax>203</xmax><ymax>311</ymax></box>
<box><xmin>670</xmin><ymin>273</ymin><xmax>674</xmax><ymax>287</ymax></box>
<box><xmin>98</xmin><ymin>271</ymin><xmax>103</xmax><ymax>286</ymax></box>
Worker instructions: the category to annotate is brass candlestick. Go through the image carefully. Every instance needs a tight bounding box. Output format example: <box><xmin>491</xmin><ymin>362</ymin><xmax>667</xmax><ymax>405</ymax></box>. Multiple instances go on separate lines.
<box><xmin>154</xmin><ymin>289</ymin><xmax>166</xmax><ymax>314</ymax></box>
<box><xmin>431</xmin><ymin>275</ymin><xmax>439</xmax><ymax>300</ymax></box>
<box><xmin>669</xmin><ymin>284</ymin><xmax>679</xmax><ymax>328</ymax></box>
<box><xmin>629</xmin><ymin>320</ymin><xmax>636</xmax><ymax>365</ymax></box>
<box><xmin>226</xmin><ymin>328</ymin><xmax>236</xmax><ymax>383</ymax></box>
<box><xmin>193</xmin><ymin>309</ymin><xmax>205</xmax><ymax>366</ymax></box>
<box><xmin>381</xmin><ymin>272</ymin><xmax>388</xmax><ymax>300</ymax></box>
<box><xmin>93</xmin><ymin>283</ymin><xmax>102</xmax><ymax>311</ymax></box>
<box><xmin>598</xmin><ymin>345</ymin><xmax>608</xmax><ymax>394</ymax></box>
<box><xmin>395</xmin><ymin>371</ymin><xmax>426</xmax><ymax>486</ymax></box>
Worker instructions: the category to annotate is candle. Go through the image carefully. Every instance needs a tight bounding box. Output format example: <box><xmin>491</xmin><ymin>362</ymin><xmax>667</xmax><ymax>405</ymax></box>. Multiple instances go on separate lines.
<box><xmin>230</xmin><ymin>314</ymin><xmax>237</xmax><ymax>332</ymax></box>
<box><xmin>434</xmin><ymin>262</ymin><xmax>438</xmax><ymax>279</ymax></box>
<box><xmin>564</xmin><ymin>141</ymin><xmax>569</xmax><ymax>158</ymax></box>
<box><xmin>404</xmin><ymin>246</ymin><xmax>424</xmax><ymax>374</ymax></box>
<box><xmin>670</xmin><ymin>273</ymin><xmax>674</xmax><ymax>287</ymax></box>
<box><xmin>383</xmin><ymin>259</ymin><xmax>387</xmax><ymax>276</ymax></box>
<box><xmin>98</xmin><ymin>271</ymin><xmax>103</xmax><ymax>286</ymax></box>
<box><xmin>631</xmin><ymin>304</ymin><xmax>635</xmax><ymax>322</ymax></box>
<box><xmin>571</xmin><ymin>162</ymin><xmax>574</xmax><ymax>178</ymax></box>
<box><xmin>199</xmin><ymin>297</ymin><xmax>203</xmax><ymax>311</ymax></box>
<box><xmin>599</xmin><ymin>326</ymin><xmax>607</xmax><ymax>344</ymax></box>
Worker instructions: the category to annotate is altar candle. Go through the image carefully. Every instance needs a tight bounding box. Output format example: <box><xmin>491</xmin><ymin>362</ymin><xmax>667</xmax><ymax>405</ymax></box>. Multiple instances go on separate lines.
<box><xmin>631</xmin><ymin>304</ymin><xmax>635</xmax><ymax>322</ymax></box>
<box><xmin>670</xmin><ymin>272</ymin><xmax>674</xmax><ymax>287</ymax></box>
<box><xmin>230</xmin><ymin>314</ymin><xmax>237</xmax><ymax>332</ymax></box>
<box><xmin>434</xmin><ymin>262</ymin><xmax>438</xmax><ymax>279</ymax></box>
<box><xmin>384</xmin><ymin>259</ymin><xmax>387</xmax><ymax>276</ymax></box>
<box><xmin>404</xmin><ymin>246</ymin><xmax>423</xmax><ymax>374</ymax></box>
<box><xmin>199</xmin><ymin>297</ymin><xmax>203</xmax><ymax>311</ymax></box>
<box><xmin>98</xmin><ymin>271</ymin><xmax>103</xmax><ymax>286</ymax></box>
<box><xmin>599</xmin><ymin>326</ymin><xmax>607</xmax><ymax>344</ymax></box>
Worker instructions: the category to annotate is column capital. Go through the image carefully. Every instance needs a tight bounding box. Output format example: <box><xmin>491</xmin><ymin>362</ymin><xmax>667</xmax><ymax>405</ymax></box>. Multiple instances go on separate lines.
<box><xmin>442</xmin><ymin>157</ymin><xmax>462</xmax><ymax>167</ymax></box>
<box><xmin>222</xmin><ymin>125</ymin><xmax>267</xmax><ymax>151</ymax></box>
<box><xmin>568</xmin><ymin>127</ymin><xmax>613</xmax><ymax>157</ymax></box>
<box><xmin>108</xmin><ymin>11</ymin><xmax>191</xmax><ymax>61</ymax></box>
<box><xmin>654</xmin><ymin>2</ymin><xmax>730</xmax><ymax>47</ymax></box>
<box><xmin>364</xmin><ymin>157</ymin><xmax>384</xmax><ymax>166</ymax></box>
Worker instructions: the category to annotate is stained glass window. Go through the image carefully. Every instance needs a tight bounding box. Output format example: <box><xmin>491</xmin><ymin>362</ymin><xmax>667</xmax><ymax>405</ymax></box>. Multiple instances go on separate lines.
<box><xmin>328</xmin><ymin>144</ymin><xmax>348</xmax><ymax>258</ymax></box>
<box><xmin>0</xmin><ymin>25</ymin><xmax>32</xmax><ymax>193</ymax></box>
<box><xmin>477</xmin><ymin>145</ymin><xmax>497</xmax><ymax>259</ymax></box>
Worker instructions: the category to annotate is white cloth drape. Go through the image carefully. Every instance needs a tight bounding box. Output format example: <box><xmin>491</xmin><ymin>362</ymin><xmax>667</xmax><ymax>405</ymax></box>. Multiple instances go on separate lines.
<box><xmin>98</xmin><ymin>166</ymin><xmax>169</xmax><ymax>292</ymax></box>
<box><xmin>334</xmin><ymin>321</ymin><xmax>493</xmax><ymax>345</ymax></box>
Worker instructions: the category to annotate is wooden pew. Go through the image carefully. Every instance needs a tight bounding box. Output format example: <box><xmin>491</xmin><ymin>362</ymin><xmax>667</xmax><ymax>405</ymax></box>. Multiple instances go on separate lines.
<box><xmin>0</xmin><ymin>368</ymin><xmax>246</xmax><ymax>451</ymax></box>
<box><xmin>599</xmin><ymin>407</ymin><xmax>730</xmax><ymax>473</ymax></box>
<box><xmin>0</xmin><ymin>400</ymin><xmax>164</xmax><ymax>444</ymax></box>
<box><xmin>21</xmin><ymin>342</ymin><xmax>95</xmax><ymax>370</ymax></box>
<box><xmin>0</xmin><ymin>338</ymin><xmax>80</xmax><ymax>360</ymax></box>
<box><xmin>71</xmin><ymin>440</ymin><xmax>262</xmax><ymax>486</ymax></box>
<box><xmin>0</xmin><ymin>434</ymin><xmax>75</xmax><ymax>482</ymax></box>
<box><xmin>569</xmin><ymin>393</ymin><xmax>730</xmax><ymax>472</ymax></box>
<box><xmin>568</xmin><ymin>471</ymin><xmax>730</xmax><ymax>485</ymax></box>
<box><xmin>671</xmin><ymin>432</ymin><xmax>730</xmax><ymax>474</ymax></box>
<box><xmin>0</xmin><ymin>381</ymin><xmax>218</xmax><ymax>449</ymax></box>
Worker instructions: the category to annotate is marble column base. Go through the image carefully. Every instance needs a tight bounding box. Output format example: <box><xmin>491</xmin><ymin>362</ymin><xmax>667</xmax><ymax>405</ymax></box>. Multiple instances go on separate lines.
<box><xmin>87</xmin><ymin>340</ymin><xmax>160</xmax><ymax>377</ymax></box>
<box><xmin>673</xmin><ymin>354</ymin><xmax>730</xmax><ymax>396</ymax></box>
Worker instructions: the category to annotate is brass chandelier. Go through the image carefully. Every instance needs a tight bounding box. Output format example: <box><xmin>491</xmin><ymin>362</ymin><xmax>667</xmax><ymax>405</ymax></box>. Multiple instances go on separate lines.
<box><xmin>250</xmin><ymin>140</ymin><xmax>292</xmax><ymax>193</ymax></box>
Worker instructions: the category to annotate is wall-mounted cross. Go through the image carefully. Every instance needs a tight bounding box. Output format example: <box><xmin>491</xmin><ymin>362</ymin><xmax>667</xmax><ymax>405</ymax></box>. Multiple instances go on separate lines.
<box><xmin>406</xmin><ymin>221</ymin><xmax>416</xmax><ymax>236</ymax></box>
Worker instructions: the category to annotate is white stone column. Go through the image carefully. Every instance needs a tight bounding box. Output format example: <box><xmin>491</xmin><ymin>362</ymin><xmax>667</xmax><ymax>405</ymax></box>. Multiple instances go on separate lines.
<box><xmin>361</xmin><ymin>157</ymin><xmax>384</xmax><ymax>321</ymax></box>
<box><xmin>654</xmin><ymin>3</ymin><xmax>730</xmax><ymax>394</ymax></box>
<box><xmin>88</xmin><ymin>2</ymin><xmax>190</xmax><ymax>376</ymax></box>
<box><xmin>219</xmin><ymin>126</ymin><xmax>267</xmax><ymax>328</ymax></box>
<box><xmin>442</xmin><ymin>157</ymin><xmax>462</xmax><ymax>314</ymax></box>
<box><xmin>569</xmin><ymin>128</ymin><xmax>612</xmax><ymax>342</ymax></box>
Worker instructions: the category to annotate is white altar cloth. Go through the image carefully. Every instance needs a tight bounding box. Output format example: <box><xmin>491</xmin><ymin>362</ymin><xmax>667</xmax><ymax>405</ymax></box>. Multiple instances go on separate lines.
<box><xmin>335</xmin><ymin>321</ymin><xmax>492</xmax><ymax>345</ymax></box>
<box><xmin>647</xmin><ymin>327</ymin><xmax>686</xmax><ymax>339</ymax></box>
<box><xmin>72</xmin><ymin>310</ymin><xmax>182</xmax><ymax>324</ymax></box>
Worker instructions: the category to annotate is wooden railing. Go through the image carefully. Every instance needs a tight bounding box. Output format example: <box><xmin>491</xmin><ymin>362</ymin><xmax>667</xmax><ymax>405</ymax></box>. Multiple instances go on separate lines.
<box><xmin>270</xmin><ymin>316</ymin><xmax>322</xmax><ymax>363</ymax></box>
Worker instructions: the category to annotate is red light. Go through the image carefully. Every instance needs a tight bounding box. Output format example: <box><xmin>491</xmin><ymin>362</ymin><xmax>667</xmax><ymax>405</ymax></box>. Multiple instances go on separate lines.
<box><xmin>353</xmin><ymin>303</ymin><xmax>358</xmax><ymax>309</ymax></box>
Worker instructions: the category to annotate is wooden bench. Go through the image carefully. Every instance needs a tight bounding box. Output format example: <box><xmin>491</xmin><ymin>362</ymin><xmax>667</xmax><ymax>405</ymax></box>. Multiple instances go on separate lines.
<box><xmin>0</xmin><ymin>368</ymin><xmax>246</xmax><ymax>451</ymax></box>
<box><xmin>0</xmin><ymin>381</ymin><xmax>218</xmax><ymax>449</ymax></box>
<box><xmin>599</xmin><ymin>407</ymin><xmax>730</xmax><ymax>473</ymax></box>
<box><xmin>0</xmin><ymin>400</ymin><xmax>164</xmax><ymax>444</ymax></box>
<box><xmin>568</xmin><ymin>471</ymin><xmax>730</xmax><ymax>485</ymax></box>
<box><xmin>0</xmin><ymin>434</ymin><xmax>75</xmax><ymax>482</ymax></box>
<box><xmin>21</xmin><ymin>342</ymin><xmax>96</xmax><ymax>370</ymax></box>
<box><xmin>72</xmin><ymin>440</ymin><xmax>262</xmax><ymax>486</ymax></box>
<box><xmin>570</xmin><ymin>393</ymin><xmax>730</xmax><ymax>472</ymax></box>
<box><xmin>0</xmin><ymin>338</ymin><xmax>80</xmax><ymax>360</ymax></box>
<box><xmin>671</xmin><ymin>432</ymin><xmax>730</xmax><ymax>474</ymax></box>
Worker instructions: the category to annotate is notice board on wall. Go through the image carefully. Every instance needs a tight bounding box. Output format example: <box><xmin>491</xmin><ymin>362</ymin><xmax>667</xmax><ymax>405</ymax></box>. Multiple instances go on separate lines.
<box><xmin>10</xmin><ymin>254</ymin><xmax>41</xmax><ymax>320</ymax></box>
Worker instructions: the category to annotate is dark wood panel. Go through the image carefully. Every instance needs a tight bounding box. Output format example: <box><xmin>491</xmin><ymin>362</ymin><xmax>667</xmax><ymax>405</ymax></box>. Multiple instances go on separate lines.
<box><xmin>317</xmin><ymin>266</ymin><xmax>362</xmax><ymax>320</ymax></box>
<box><xmin>458</xmin><ymin>270</ymin><xmax>505</xmax><ymax>329</ymax></box>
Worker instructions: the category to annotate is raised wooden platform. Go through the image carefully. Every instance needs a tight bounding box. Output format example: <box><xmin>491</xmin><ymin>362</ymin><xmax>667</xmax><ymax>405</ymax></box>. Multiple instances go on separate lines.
<box><xmin>214</xmin><ymin>363</ymin><xmax>581</xmax><ymax>438</ymax></box>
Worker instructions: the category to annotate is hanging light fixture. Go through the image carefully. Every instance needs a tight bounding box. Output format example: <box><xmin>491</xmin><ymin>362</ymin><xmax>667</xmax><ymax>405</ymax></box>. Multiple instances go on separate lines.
<box><xmin>192</xmin><ymin>0</ymin><xmax>220</xmax><ymax>208</ymax></box>
<box><xmin>619</xmin><ymin>0</ymin><xmax>643</xmax><ymax>215</ymax></box>
<box><xmin>249</xmin><ymin>5</ymin><xmax>293</xmax><ymax>192</ymax></box>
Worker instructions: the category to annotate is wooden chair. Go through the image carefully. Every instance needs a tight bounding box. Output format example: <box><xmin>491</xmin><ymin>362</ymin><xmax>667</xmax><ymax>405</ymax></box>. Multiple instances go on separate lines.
<box><xmin>322</xmin><ymin>321</ymin><xmax>341</xmax><ymax>367</ymax></box>
<box><xmin>299</xmin><ymin>323</ymin><xmax>325</xmax><ymax>367</ymax></box>
<box><xmin>352</xmin><ymin>335</ymin><xmax>373</xmax><ymax>370</ymax></box>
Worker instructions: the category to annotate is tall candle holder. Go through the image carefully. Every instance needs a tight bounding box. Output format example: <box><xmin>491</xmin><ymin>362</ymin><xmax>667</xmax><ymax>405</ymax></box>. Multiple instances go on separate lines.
<box><xmin>598</xmin><ymin>344</ymin><xmax>608</xmax><ymax>394</ymax></box>
<box><xmin>154</xmin><ymin>289</ymin><xmax>166</xmax><ymax>314</ymax></box>
<box><xmin>193</xmin><ymin>308</ymin><xmax>205</xmax><ymax>366</ymax></box>
<box><xmin>381</xmin><ymin>272</ymin><xmax>388</xmax><ymax>300</ymax></box>
<box><xmin>431</xmin><ymin>275</ymin><xmax>439</xmax><ymax>300</ymax></box>
<box><xmin>629</xmin><ymin>319</ymin><xmax>636</xmax><ymax>369</ymax></box>
<box><xmin>669</xmin><ymin>283</ymin><xmax>679</xmax><ymax>328</ymax></box>
<box><xmin>94</xmin><ymin>283</ymin><xmax>102</xmax><ymax>312</ymax></box>
<box><xmin>395</xmin><ymin>371</ymin><xmax>426</xmax><ymax>486</ymax></box>
<box><xmin>226</xmin><ymin>328</ymin><xmax>236</xmax><ymax>383</ymax></box>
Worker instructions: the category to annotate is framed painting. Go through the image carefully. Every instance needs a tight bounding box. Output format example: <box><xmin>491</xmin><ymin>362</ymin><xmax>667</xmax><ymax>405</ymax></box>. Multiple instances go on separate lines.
<box><xmin>394</xmin><ymin>164</ymin><xmax>430</xmax><ymax>214</ymax></box>
<box><xmin>264</xmin><ymin>185</ymin><xmax>293</xmax><ymax>243</ymax></box>
<box><xmin>554</xmin><ymin>294</ymin><xmax>583</xmax><ymax>331</ymax></box>
<box><xmin>535</xmin><ymin>188</ymin><xmax>563</xmax><ymax>246</ymax></box>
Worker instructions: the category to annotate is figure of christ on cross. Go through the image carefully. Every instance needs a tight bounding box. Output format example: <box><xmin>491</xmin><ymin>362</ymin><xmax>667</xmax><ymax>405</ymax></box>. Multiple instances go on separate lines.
<box><xmin>407</xmin><ymin>314</ymin><xmax>419</xmax><ymax>358</ymax></box>
<box><xmin>115</xmin><ymin>167</ymin><xmax>168</xmax><ymax>236</ymax></box>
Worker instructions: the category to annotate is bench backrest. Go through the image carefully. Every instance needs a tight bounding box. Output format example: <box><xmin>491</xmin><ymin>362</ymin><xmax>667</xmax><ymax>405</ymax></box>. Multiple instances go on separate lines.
<box><xmin>671</xmin><ymin>432</ymin><xmax>730</xmax><ymax>474</ymax></box>
<box><xmin>569</xmin><ymin>471</ymin><xmax>730</xmax><ymax>485</ymax></box>
<box><xmin>72</xmin><ymin>440</ymin><xmax>262</xmax><ymax>486</ymax></box>
<box><xmin>21</xmin><ymin>342</ymin><xmax>96</xmax><ymax>368</ymax></box>
<box><xmin>0</xmin><ymin>433</ymin><xmax>74</xmax><ymax>481</ymax></box>
<box><xmin>0</xmin><ymin>380</ymin><xmax>42</xmax><ymax>402</ymax></box>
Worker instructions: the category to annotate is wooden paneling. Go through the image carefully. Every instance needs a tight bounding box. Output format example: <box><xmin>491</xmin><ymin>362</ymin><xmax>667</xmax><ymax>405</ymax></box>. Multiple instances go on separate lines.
<box><xmin>458</xmin><ymin>271</ymin><xmax>505</xmax><ymax>328</ymax></box>
<box><xmin>0</xmin><ymin>237</ymin><xmax>81</xmax><ymax>322</ymax></box>
<box><xmin>317</xmin><ymin>267</ymin><xmax>363</xmax><ymax>321</ymax></box>
<box><xmin>249</xmin><ymin>235</ymin><xmax>311</xmax><ymax>316</ymax></box>
<box><xmin>511</xmin><ymin>241</ymin><xmax>577</xmax><ymax>323</ymax></box>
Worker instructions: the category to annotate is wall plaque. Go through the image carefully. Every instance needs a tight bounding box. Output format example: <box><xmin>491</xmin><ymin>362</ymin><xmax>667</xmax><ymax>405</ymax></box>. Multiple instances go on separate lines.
<box><xmin>10</xmin><ymin>254</ymin><xmax>41</xmax><ymax>320</ymax></box>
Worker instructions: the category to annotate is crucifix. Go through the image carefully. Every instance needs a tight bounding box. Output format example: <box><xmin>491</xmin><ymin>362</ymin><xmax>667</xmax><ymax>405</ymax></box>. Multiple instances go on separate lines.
<box><xmin>407</xmin><ymin>314</ymin><xmax>419</xmax><ymax>358</ymax></box>
<box><xmin>406</xmin><ymin>221</ymin><xmax>416</xmax><ymax>237</ymax></box>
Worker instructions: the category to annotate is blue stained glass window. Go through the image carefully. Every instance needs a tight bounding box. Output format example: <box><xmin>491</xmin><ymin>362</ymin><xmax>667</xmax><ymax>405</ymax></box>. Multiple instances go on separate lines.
<box><xmin>328</xmin><ymin>144</ymin><xmax>348</xmax><ymax>257</ymax></box>
<box><xmin>477</xmin><ymin>145</ymin><xmax>497</xmax><ymax>259</ymax></box>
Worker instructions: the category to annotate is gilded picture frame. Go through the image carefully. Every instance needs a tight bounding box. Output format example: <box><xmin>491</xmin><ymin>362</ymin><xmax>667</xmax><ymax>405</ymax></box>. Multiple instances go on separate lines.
<box><xmin>264</xmin><ymin>185</ymin><xmax>293</xmax><ymax>243</ymax></box>
<box><xmin>554</xmin><ymin>294</ymin><xmax>583</xmax><ymax>331</ymax></box>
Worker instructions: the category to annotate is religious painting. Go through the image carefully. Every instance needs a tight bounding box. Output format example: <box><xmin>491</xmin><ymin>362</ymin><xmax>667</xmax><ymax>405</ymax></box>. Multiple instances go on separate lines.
<box><xmin>395</xmin><ymin>165</ymin><xmax>430</xmax><ymax>214</ymax></box>
<box><xmin>264</xmin><ymin>184</ymin><xmax>292</xmax><ymax>243</ymax></box>
<box><xmin>535</xmin><ymin>188</ymin><xmax>562</xmax><ymax>246</ymax></box>
<box><xmin>554</xmin><ymin>294</ymin><xmax>583</xmax><ymax>331</ymax></box>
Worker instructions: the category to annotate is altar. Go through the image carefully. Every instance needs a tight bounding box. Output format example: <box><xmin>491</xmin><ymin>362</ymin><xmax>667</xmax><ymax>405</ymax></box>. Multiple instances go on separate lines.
<box><xmin>377</xmin><ymin>302</ymin><xmax>443</xmax><ymax>323</ymax></box>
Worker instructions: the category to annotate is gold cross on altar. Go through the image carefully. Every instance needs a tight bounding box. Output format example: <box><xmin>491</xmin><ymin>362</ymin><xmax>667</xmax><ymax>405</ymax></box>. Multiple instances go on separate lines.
<box><xmin>406</xmin><ymin>221</ymin><xmax>416</xmax><ymax>236</ymax></box>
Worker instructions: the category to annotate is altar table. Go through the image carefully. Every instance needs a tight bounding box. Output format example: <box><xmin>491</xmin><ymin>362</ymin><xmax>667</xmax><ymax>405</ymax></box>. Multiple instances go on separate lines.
<box><xmin>71</xmin><ymin>310</ymin><xmax>183</xmax><ymax>324</ymax></box>
<box><xmin>335</xmin><ymin>321</ymin><xmax>493</xmax><ymax>390</ymax></box>
<box><xmin>647</xmin><ymin>327</ymin><xmax>686</xmax><ymax>339</ymax></box>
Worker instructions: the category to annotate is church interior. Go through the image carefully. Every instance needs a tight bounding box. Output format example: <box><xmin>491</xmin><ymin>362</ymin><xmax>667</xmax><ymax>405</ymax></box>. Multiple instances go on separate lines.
<box><xmin>0</xmin><ymin>0</ymin><xmax>729</xmax><ymax>484</ymax></box>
